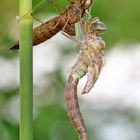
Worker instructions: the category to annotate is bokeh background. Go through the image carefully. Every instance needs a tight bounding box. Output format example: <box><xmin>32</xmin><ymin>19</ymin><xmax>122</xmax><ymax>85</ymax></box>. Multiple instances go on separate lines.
<box><xmin>0</xmin><ymin>0</ymin><xmax>140</xmax><ymax>140</ymax></box>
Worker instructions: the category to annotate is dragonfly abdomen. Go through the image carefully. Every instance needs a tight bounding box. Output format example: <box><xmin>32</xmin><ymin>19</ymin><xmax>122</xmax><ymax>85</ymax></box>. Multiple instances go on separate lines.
<box><xmin>65</xmin><ymin>74</ymin><xmax>87</xmax><ymax>140</ymax></box>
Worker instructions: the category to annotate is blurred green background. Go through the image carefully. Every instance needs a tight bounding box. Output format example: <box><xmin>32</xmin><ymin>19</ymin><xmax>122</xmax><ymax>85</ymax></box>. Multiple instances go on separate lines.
<box><xmin>0</xmin><ymin>0</ymin><xmax>140</xmax><ymax>140</ymax></box>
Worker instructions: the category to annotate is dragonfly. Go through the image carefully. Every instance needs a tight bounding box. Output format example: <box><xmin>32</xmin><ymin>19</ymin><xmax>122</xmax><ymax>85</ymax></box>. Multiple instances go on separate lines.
<box><xmin>65</xmin><ymin>17</ymin><xmax>106</xmax><ymax>140</ymax></box>
<box><xmin>10</xmin><ymin>0</ymin><xmax>93</xmax><ymax>49</ymax></box>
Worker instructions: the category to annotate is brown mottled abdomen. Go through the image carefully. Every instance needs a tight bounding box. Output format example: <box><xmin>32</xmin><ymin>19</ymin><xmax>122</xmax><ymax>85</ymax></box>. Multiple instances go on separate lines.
<box><xmin>65</xmin><ymin>74</ymin><xmax>87</xmax><ymax>140</ymax></box>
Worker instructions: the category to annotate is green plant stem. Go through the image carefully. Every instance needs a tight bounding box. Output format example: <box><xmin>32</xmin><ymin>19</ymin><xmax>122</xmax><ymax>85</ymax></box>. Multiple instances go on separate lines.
<box><xmin>19</xmin><ymin>0</ymin><xmax>33</xmax><ymax>140</ymax></box>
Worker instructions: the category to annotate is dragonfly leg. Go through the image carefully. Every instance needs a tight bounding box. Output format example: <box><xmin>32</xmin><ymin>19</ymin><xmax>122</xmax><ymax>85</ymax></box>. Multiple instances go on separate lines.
<box><xmin>61</xmin><ymin>31</ymin><xmax>80</xmax><ymax>44</ymax></box>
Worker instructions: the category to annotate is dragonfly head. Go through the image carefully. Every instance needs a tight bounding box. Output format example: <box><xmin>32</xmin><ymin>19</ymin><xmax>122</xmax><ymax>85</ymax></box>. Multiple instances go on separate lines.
<box><xmin>90</xmin><ymin>17</ymin><xmax>106</xmax><ymax>34</ymax></box>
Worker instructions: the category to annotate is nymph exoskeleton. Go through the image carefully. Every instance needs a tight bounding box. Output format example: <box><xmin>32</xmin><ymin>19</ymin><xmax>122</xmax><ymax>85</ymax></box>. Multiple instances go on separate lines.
<box><xmin>65</xmin><ymin>17</ymin><xmax>106</xmax><ymax>140</ymax></box>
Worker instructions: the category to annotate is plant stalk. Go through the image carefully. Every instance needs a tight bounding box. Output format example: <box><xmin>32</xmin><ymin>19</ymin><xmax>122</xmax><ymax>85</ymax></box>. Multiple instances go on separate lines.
<box><xmin>19</xmin><ymin>0</ymin><xmax>33</xmax><ymax>140</ymax></box>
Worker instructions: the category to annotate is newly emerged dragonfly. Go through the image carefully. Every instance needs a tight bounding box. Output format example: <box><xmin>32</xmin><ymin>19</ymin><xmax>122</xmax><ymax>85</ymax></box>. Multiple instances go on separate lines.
<box><xmin>65</xmin><ymin>17</ymin><xmax>106</xmax><ymax>140</ymax></box>
<box><xmin>10</xmin><ymin>0</ymin><xmax>93</xmax><ymax>49</ymax></box>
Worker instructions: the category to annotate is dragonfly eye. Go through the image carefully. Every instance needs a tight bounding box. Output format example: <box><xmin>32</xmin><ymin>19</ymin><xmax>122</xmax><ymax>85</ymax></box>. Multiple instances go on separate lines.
<box><xmin>90</xmin><ymin>18</ymin><xmax>106</xmax><ymax>33</ymax></box>
<box><xmin>94</xmin><ymin>22</ymin><xmax>106</xmax><ymax>31</ymax></box>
